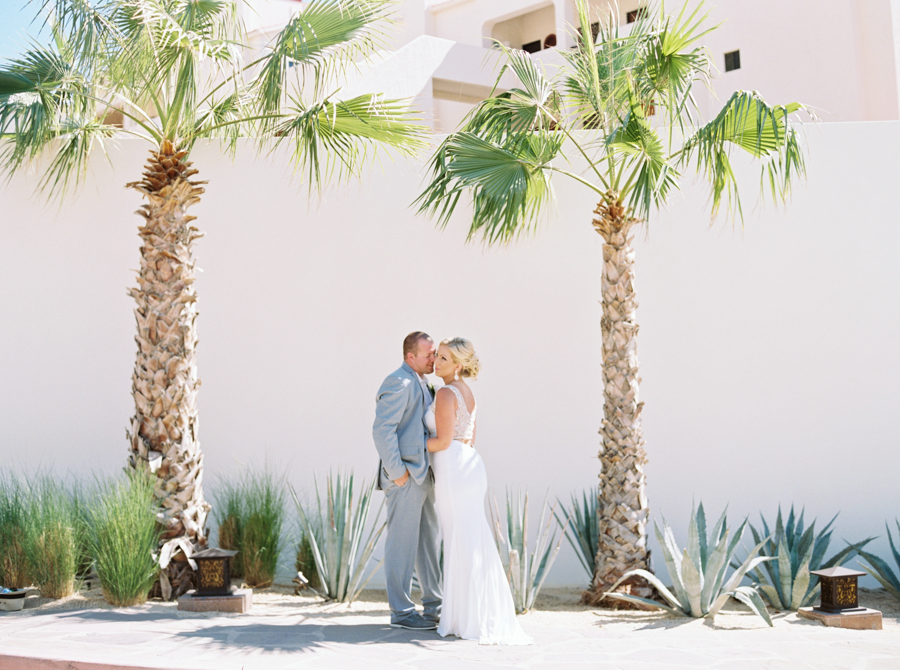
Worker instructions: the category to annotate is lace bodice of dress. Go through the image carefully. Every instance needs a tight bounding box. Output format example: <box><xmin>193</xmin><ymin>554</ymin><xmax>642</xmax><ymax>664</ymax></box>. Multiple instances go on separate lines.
<box><xmin>430</xmin><ymin>384</ymin><xmax>476</xmax><ymax>442</ymax></box>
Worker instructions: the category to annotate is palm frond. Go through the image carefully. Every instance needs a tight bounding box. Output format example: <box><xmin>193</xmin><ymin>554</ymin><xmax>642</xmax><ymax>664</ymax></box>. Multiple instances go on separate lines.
<box><xmin>0</xmin><ymin>40</ymin><xmax>108</xmax><ymax>192</ymax></box>
<box><xmin>40</xmin><ymin>118</ymin><xmax>117</xmax><ymax>196</ymax></box>
<box><xmin>272</xmin><ymin>93</ymin><xmax>425</xmax><ymax>191</ymax></box>
<box><xmin>192</xmin><ymin>85</ymin><xmax>253</xmax><ymax>150</ymax></box>
<box><xmin>463</xmin><ymin>47</ymin><xmax>561</xmax><ymax>142</ymax></box>
<box><xmin>253</xmin><ymin>0</ymin><xmax>396</xmax><ymax>123</ymax></box>
<box><xmin>415</xmin><ymin>130</ymin><xmax>560</xmax><ymax>244</ymax></box>
<box><xmin>124</xmin><ymin>0</ymin><xmax>237</xmax><ymax>61</ymax></box>
<box><xmin>561</xmin><ymin>0</ymin><xmax>637</xmax><ymax>133</ymax></box>
<box><xmin>637</xmin><ymin>2</ymin><xmax>714</xmax><ymax>132</ymax></box>
<box><xmin>607</xmin><ymin>79</ymin><xmax>677</xmax><ymax>219</ymax></box>
<box><xmin>679</xmin><ymin>90</ymin><xmax>806</xmax><ymax>218</ymax></box>
<box><xmin>39</xmin><ymin>0</ymin><xmax>120</xmax><ymax>65</ymax></box>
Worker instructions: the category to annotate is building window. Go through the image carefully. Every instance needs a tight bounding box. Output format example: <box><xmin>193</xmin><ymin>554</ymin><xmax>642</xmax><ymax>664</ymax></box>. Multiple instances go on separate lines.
<box><xmin>543</xmin><ymin>33</ymin><xmax>557</xmax><ymax>49</ymax></box>
<box><xmin>724</xmin><ymin>50</ymin><xmax>740</xmax><ymax>72</ymax></box>
<box><xmin>626</xmin><ymin>8</ymin><xmax>647</xmax><ymax>23</ymax></box>
<box><xmin>522</xmin><ymin>39</ymin><xmax>542</xmax><ymax>54</ymax></box>
<box><xmin>574</xmin><ymin>21</ymin><xmax>600</xmax><ymax>47</ymax></box>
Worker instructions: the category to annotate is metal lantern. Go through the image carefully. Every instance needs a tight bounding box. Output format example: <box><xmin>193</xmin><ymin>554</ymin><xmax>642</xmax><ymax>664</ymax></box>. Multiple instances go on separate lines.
<box><xmin>811</xmin><ymin>566</ymin><xmax>867</xmax><ymax>614</ymax></box>
<box><xmin>192</xmin><ymin>548</ymin><xmax>238</xmax><ymax>596</ymax></box>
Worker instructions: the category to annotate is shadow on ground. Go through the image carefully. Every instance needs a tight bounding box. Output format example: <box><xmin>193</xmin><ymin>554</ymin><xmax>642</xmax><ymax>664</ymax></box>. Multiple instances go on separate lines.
<box><xmin>175</xmin><ymin>621</ymin><xmax>454</xmax><ymax>652</ymax></box>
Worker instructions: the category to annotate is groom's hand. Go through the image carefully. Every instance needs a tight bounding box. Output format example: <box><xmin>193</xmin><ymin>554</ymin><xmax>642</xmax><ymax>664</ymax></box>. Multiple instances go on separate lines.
<box><xmin>393</xmin><ymin>470</ymin><xmax>410</xmax><ymax>487</ymax></box>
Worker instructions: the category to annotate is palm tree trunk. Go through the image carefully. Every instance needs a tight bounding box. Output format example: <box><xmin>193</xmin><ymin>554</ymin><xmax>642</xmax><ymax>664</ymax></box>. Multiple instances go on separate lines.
<box><xmin>584</xmin><ymin>194</ymin><xmax>652</xmax><ymax>606</ymax></box>
<box><xmin>126</xmin><ymin>139</ymin><xmax>210</xmax><ymax>600</ymax></box>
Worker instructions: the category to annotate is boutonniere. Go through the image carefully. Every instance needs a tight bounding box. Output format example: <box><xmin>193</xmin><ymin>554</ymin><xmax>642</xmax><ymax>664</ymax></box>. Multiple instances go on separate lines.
<box><xmin>427</xmin><ymin>383</ymin><xmax>435</xmax><ymax>397</ymax></box>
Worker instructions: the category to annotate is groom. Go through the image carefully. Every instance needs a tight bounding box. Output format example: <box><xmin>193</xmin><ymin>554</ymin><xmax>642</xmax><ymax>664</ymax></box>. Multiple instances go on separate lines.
<box><xmin>373</xmin><ymin>331</ymin><xmax>442</xmax><ymax>630</ymax></box>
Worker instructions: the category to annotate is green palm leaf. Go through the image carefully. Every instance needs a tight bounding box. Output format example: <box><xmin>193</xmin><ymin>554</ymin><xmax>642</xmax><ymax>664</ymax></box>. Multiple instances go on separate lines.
<box><xmin>606</xmin><ymin>79</ymin><xmax>677</xmax><ymax>219</ymax></box>
<box><xmin>680</xmin><ymin>90</ymin><xmax>806</xmax><ymax>217</ymax></box>
<box><xmin>254</xmin><ymin>0</ymin><xmax>395</xmax><ymax>118</ymax></box>
<box><xmin>272</xmin><ymin>93</ymin><xmax>425</xmax><ymax>190</ymax></box>
<box><xmin>415</xmin><ymin>131</ymin><xmax>559</xmax><ymax>244</ymax></box>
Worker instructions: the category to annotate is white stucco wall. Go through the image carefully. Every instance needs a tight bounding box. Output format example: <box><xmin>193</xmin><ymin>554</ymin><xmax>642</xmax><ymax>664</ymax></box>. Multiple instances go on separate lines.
<box><xmin>235</xmin><ymin>0</ymin><xmax>900</xmax><ymax>133</ymax></box>
<box><xmin>490</xmin><ymin>4</ymin><xmax>556</xmax><ymax>50</ymax></box>
<box><xmin>426</xmin><ymin>0</ymin><xmax>900</xmax><ymax>122</ymax></box>
<box><xmin>690</xmin><ymin>0</ymin><xmax>900</xmax><ymax>122</ymax></box>
<box><xmin>0</xmin><ymin>122</ymin><xmax>897</xmax><ymax>587</ymax></box>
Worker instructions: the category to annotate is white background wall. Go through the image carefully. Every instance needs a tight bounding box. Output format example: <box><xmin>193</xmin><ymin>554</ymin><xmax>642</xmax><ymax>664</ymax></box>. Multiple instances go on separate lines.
<box><xmin>0</xmin><ymin>122</ymin><xmax>898</xmax><ymax>587</ymax></box>
<box><xmin>427</xmin><ymin>0</ymin><xmax>900</xmax><ymax>122</ymax></box>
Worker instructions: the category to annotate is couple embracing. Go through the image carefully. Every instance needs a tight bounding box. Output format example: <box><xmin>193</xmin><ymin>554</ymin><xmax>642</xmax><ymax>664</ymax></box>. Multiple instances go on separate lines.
<box><xmin>372</xmin><ymin>332</ymin><xmax>532</xmax><ymax>645</ymax></box>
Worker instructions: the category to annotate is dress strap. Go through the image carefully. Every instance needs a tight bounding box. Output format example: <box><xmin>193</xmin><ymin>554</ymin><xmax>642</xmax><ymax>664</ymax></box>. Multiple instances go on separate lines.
<box><xmin>443</xmin><ymin>384</ymin><xmax>475</xmax><ymax>441</ymax></box>
<box><xmin>446</xmin><ymin>384</ymin><xmax>464</xmax><ymax>407</ymax></box>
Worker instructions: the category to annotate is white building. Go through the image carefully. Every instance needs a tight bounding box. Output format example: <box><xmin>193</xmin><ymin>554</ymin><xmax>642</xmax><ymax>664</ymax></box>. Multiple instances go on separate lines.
<box><xmin>241</xmin><ymin>0</ymin><xmax>900</xmax><ymax>131</ymax></box>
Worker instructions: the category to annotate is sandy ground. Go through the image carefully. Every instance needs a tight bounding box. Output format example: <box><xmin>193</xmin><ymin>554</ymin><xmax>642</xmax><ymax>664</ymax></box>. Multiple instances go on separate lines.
<box><xmin>15</xmin><ymin>579</ymin><xmax>900</xmax><ymax>630</ymax></box>
<box><xmin>3</xmin><ymin>581</ymin><xmax>899</xmax><ymax>669</ymax></box>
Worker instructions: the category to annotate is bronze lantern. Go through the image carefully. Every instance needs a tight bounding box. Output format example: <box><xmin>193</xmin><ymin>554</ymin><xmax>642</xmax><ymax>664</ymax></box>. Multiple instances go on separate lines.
<box><xmin>192</xmin><ymin>548</ymin><xmax>238</xmax><ymax>596</ymax></box>
<box><xmin>811</xmin><ymin>566</ymin><xmax>867</xmax><ymax>614</ymax></box>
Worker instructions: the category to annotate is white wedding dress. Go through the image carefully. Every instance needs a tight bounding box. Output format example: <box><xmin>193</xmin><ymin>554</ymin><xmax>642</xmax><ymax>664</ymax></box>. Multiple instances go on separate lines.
<box><xmin>425</xmin><ymin>384</ymin><xmax>532</xmax><ymax>646</ymax></box>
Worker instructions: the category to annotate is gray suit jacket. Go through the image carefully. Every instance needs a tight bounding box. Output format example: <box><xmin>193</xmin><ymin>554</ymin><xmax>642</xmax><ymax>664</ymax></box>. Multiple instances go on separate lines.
<box><xmin>373</xmin><ymin>362</ymin><xmax>433</xmax><ymax>489</ymax></box>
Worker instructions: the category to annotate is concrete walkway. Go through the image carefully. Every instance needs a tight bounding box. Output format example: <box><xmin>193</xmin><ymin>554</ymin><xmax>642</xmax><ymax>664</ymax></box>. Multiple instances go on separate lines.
<box><xmin>0</xmin><ymin>588</ymin><xmax>897</xmax><ymax>670</ymax></box>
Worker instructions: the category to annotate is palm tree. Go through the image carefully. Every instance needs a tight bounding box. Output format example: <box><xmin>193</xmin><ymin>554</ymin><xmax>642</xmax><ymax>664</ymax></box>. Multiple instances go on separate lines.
<box><xmin>415</xmin><ymin>0</ymin><xmax>806</xmax><ymax>605</ymax></box>
<box><xmin>0</xmin><ymin>0</ymin><xmax>424</xmax><ymax>599</ymax></box>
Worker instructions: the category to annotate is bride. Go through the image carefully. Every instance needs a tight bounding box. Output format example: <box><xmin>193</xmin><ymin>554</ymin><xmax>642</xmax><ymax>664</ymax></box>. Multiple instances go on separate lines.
<box><xmin>425</xmin><ymin>337</ymin><xmax>532</xmax><ymax>646</ymax></box>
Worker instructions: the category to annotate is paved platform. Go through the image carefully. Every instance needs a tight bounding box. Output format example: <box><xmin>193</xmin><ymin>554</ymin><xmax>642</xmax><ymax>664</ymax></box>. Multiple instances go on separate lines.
<box><xmin>0</xmin><ymin>588</ymin><xmax>898</xmax><ymax>670</ymax></box>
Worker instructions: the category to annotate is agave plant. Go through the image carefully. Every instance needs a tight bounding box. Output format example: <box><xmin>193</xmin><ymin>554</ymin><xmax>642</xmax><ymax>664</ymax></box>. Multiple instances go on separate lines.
<box><xmin>490</xmin><ymin>489</ymin><xmax>570</xmax><ymax>614</ymax></box>
<box><xmin>605</xmin><ymin>503</ymin><xmax>774</xmax><ymax>626</ymax></box>
<box><xmin>738</xmin><ymin>506</ymin><xmax>871</xmax><ymax>611</ymax></box>
<box><xmin>555</xmin><ymin>487</ymin><xmax>599</xmax><ymax>580</ymax></box>
<box><xmin>290</xmin><ymin>471</ymin><xmax>385</xmax><ymax>604</ymax></box>
<box><xmin>856</xmin><ymin>520</ymin><xmax>900</xmax><ymax>602</ymax></box>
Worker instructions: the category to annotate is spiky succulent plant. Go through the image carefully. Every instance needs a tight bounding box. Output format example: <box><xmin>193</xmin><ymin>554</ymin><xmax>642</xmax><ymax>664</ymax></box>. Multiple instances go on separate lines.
<box><xmin>290</xmin><ymin>471</ymin><xmax>385</xmax><ymax>604</ymax></box>
<box><xmin>556</xmin><ymin>487</ymin><xmax>600</xmax><ymax>579</ymax></box>
<box><xmin>856</xmin><ymin>520</ymin><xmax>900</xmax><ymax>602</ymax></box>
<box><xmin>605</xmin><ymin>503</ymin><xmax>774</xmax><ymax>626</ymax></box>
<box><xmin>738</xmin><ymin>506</ymin><xmax>871</xmax><ymax>611</ymax></box>
<box><xmin>491</xmin><ymin>490</ymin><xmax>570</xmax><ymax>614</ymax></box>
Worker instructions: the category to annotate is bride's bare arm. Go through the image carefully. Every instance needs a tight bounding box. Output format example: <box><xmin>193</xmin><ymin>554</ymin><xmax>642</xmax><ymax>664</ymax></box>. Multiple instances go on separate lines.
<box><xmin>427</xmin><ymin>387</ymin><xmax>456</xmax><ymax>453</ymax></box>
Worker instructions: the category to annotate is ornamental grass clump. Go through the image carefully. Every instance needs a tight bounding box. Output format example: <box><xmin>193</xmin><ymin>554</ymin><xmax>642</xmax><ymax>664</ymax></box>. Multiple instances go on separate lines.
<box><xmin>605</xmin><ymin>503</ymin><xmax>774</xmax><ymax>626</ymax></box>
<box><xmin>295</xmin><ymin>532</ymin><xmax>320</xmax><ymax>589</ymax></box>
<box><xmin>291</xmin><ymin>471</ymin><xmax>385</xmax><ymax>603</ymax></box>
<box><xmin>71</xmin><ymin>486</ymin><xmax>93</xmax><ymax>579</ymax></box>
<box><xmin>739</xmin><ymin>506</ymin><xmax>872</xmax><ymax>611</ymax></box>
<box><xmin>556</xmin><ymin>487</ymin><xmax>600</xmax><ymax>579</ymax></box>
<box><xmin>23</xmin><ymin>477</ymin><xmax>82</xmax><ymax>599</ymax></box>
<box><xmin>856</xmin><ymin>520</ymin><xmax>900</xmax><ymax>602</ymax></box>
<box><xmin>88</xmin><ymin>473</ymin><xmax>161</xmax><ymax>607</ymax></box>
<box><xmin>490</xmin><ymin>489</ymin><xmax>570</xmax><ymax>614</ymax></box>
<box><xmin>0</xmin><ymin>475</ymin><xmax>29</xmax><ymax>589</ymax></box>
<box><xmin>213</xmin><ymin>478</ymin><xmax>245</xmax><ymax>579</ymax></box>
<box><xmin>240</xmin><ymin>470</ymin><xmax>285</xmax><ymax>588</ymax></box>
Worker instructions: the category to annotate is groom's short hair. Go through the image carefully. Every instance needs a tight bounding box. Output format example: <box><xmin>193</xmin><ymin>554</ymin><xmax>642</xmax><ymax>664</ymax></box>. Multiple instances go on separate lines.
<box><xmin>403</xmin><ymin>331</ymin><xmax>432</xmax><ymax>359</ymax></box>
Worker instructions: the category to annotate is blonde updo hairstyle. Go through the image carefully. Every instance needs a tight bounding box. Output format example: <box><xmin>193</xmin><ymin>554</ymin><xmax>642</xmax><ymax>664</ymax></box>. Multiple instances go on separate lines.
<box><xmin>441</xmin><ymin>337</ymin><xmax>481</xmax><ymax>380</ymax></box>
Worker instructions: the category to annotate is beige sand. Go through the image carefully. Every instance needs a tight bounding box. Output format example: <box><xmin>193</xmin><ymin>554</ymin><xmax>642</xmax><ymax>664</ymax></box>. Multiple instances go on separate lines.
<box><xmin>17</xmin><ymin>580</ymin><xmax>900</xmax><ymax>632</ymax></box>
